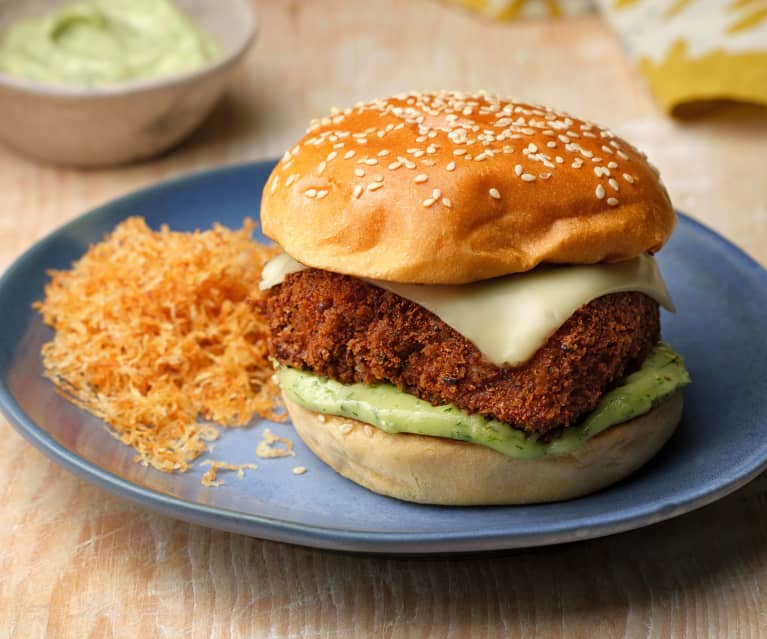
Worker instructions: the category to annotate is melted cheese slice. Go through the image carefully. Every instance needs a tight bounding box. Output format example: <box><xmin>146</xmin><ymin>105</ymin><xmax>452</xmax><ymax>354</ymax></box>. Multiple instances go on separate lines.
<box><xmin>260</xmin><ymin>253</ymin><xmax>674</xmax><ymax>367</ymax></box>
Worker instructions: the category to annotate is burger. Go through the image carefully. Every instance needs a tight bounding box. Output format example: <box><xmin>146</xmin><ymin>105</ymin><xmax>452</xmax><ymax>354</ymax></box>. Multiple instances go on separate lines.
<box><xmin>258</xmin><ymin>90</ymin><xmax>690</xmax><ymax>505</ymax></box>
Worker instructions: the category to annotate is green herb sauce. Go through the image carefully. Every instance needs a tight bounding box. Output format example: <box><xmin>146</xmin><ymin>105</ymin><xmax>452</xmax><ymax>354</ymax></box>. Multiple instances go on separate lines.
<box><xmin>0</xmin><ymin>0</ymin><xmax>218</xmax><ymax>86</ymax></box>
<box><xmin>278</xmin><ymin>343</ymin><xmax>691</xmax><ymax>459</ymax></box>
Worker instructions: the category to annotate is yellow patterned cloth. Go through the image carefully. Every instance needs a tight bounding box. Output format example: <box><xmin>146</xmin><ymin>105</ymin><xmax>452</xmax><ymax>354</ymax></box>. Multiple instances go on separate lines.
<box><xmin>444</xmin><ymin>0</ymin><xmax>767</xmax><ymax>116</ymax></box>
<box><xmin>443</xmin><ymin>0</ymin><xmax>592</xmax><ymax>18</ymax></box>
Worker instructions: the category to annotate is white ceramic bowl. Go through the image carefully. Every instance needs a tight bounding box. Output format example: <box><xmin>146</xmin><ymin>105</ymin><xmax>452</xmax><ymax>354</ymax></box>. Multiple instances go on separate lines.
<box><xmin>0</xmin><ymin>0</ymin><xmax>257</xmax><ymax>167</ymax></box>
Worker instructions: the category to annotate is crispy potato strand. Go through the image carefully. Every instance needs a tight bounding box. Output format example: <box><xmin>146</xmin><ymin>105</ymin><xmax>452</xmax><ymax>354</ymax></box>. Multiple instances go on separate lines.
<box><xmin>35</xmin><ymin>217</ymin><xmax>283</xmax><ymax>472</ymax></box>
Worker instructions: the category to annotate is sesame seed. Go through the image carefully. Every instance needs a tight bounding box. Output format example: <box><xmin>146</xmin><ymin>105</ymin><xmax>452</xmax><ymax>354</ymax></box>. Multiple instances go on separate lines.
<box><xmin>521</xmin><ymin>173</ymin><xmax>536</xmax><ymax>182</ymax></box>
<box><xmin>623</xmin><ymin>173</ymin><xmax>635</xmax><ymax>184</ymax></box>
<box><xmin>316</xmin><ymin>189</ymin><xmax>329</xmax><ymax>199</ymax></box>
<box><xmin>608</xmin><ymin>178</ymin><xmax>619</xmax><ymax>191</ymax></box>
<box><xmin>414</xmin><ymin>174</ymin><xmax>428</xmax><ymax>184</ymax></box>
<box><xmin>593</xmin><ymin>167</ymin><xmax>603</xmax><ymax>177</ymax></box>
<box><xmin>608</xmin><ymin>161</ymin><xmax>618</xmax><ymax>169</ymax></box>
<box><xmin>340</xmin><ymin>423</ymin><xmax>353</xmax><ymax>434</ymax></box>
<box><xmin>416</xmin><ymin>135</ymin><xmax>427</xmax><ymax>143</ymax></box>
<box><xmin>292</xmin><ymin>466</ymin><xmax>307</xmax><ymax>475</ymax></box>
<box><xmin>327</xmin><ymin>151</ymin><xmax>338</xmax><ymax>161</ymax></box>
<box><xmin>353</xmin><ymin>185</ymin><xmax>363</xmax><ymax>198</ymax></box>
<box><xmin>374</xmin><ymin>175</ymin><xmax>384</xmax><ymax>182</ymax></box>
<box><xmin>354</xmin><ymin>168</ymin><xmax>365</xmax><ymax>177</ymax></box>
<box><xmin>404</xmin><ymin>160</ymin><xmax>416</xmax><ymax>169</ymax></box>
<box><xmin>368</xmin><ymin>182</ymin><xmax>383</xmax><ymax>191</ymax></box>
<box><xmin>558</xmin><ymin>135</ymin><xmax>570</xmax><ymax>144</ymax></box>
<box><xmin>514</xmin><ymin>164</ymin><xmax>523</xmax><ymax>176</ymax></box>
<box><xmin>422</xmin><ymin>197</ymin><xmax>436</xmax><ymax>207</ymax></box>
<box><xmin>412</xmin><ymin>150</ymin><xmax>425</xmax><ymax>158</ymax></box>
<box><xmin>489</xmin><ymin>188</ymin><xmax>501</xmax><ymax>200</ymax></box>
<box><xmin>362</xmin><ymin>158</ymin><xmax>378</xmax><ymax>165</ymax></box>
<box><xmin>555</xmin><ymin>156</ymin><xmax>564</xmax><ymax>164</ymax></box>
<box><xmin>286</xmin><ymin>174</ymin><xmax>297</xmax><ymax>186</ymax></box>
<box><xmin>540</xmin><ymin>172</ymin><xmax>552</xmax><ymax>180</ymax></box>
<box><xmin>607</xmin><ymin>197</ymin><xmax>619</xmax><ymax>206</ymax></box>
<box><xmin>547</xmin><ymin>141</ymin><xmax>557</xmax><ymax>148</ymax></box>
<box><xmin>343</xmin><ymin>150</ymin><xmax>356</xmax><ymax>160</ymax></box>
<box><xmin>601</xmin><ymin>145</ymin><xmax>614</xmax><ymax>154</ymax></box>
<box><xmin>432</xmin><ymin>188</ymin><xmax>441</xmax><ymax>199</ymax></box>
<box><xmin>388</xmin><ymin>161</ymin><xmax>402</xmax><ymax>170</ymax></box>
<box><xmin>595</xmin><ymin>184</ymin><xmax>605</xmax><ymax>199</ymax></box>
<box><xmin>317</xmin><ymin>161</ymin><xmax>327</xmax><ymax>175</ymax></box>
<box><xmin>442</xmin><ymin>197</ymin><xmax>452</xmax><ymax>208</ymax></box>
<box><xmin>446</xmin><ymin>161</ymin><xmax>456</xmax><ymax>171</ymax></box>
<box><xmin>377</xmin><ymin>150</ymin><xmax>390</xmax><ymax>157</ymax></box>
<box><xmin>453</xmin><ymin>149</ymin><xmax>467</xmax><ymax>156</ymax></box>
<box><xmin>449</xmin><ymin>128</ymin><xmax>468</xmax><ymax>143</ymax></box>
<box><xmin>617</xmin><ymin>150</ymin><xmax>629</xmax><ymax>160</ymax></box>
<box><xmin>305</xmin><ymin>189</ymin><xmax>317</xmax><ymax>199</ymax></box>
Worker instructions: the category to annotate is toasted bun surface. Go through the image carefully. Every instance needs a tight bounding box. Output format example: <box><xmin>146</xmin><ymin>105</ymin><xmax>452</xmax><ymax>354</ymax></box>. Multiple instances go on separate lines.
<box><xmin>285</xmin><ymin>392</ymin><xmax>683</xmax><ymax>505</ymax></box>
<box><xmin>261</xmin><ymin>91</ymin><xmax>675</xmax><ymax>284</ymax></box>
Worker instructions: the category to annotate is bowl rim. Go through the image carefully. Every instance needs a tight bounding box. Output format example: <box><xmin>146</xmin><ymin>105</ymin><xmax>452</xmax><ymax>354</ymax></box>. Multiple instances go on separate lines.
<box><xmin>0</xmin><ymin>0</ymin><xmax>258</xmax><ymax>97</ymax></box>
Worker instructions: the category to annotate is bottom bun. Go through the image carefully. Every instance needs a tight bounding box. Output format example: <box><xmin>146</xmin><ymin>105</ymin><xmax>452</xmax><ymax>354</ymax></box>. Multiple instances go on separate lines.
<box><xmin>285</xmin><ymin>391</ymin><xmax>683</xmax><ymax>505</ymax></box>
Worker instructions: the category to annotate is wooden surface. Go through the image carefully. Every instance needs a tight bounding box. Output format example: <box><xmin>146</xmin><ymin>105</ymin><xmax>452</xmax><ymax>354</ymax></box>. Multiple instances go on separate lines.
<box><xmin>1</xmin><ymin>2</ymin><xmax>766</xmax><ymax>637</ymax></box>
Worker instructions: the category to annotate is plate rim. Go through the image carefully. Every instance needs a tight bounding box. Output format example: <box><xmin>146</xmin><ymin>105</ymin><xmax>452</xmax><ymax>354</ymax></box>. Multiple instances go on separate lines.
<box><xmin>2</xmin><ymin>159</ymin><xmax>767</xmax><ymax>555</ymax></box>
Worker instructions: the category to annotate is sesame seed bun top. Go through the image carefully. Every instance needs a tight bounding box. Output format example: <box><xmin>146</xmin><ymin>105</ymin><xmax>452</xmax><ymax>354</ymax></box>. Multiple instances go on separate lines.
<box><xmin>261</xmin><ymin>90</ymin><xmax>676</xmax><ymax>284</ymax></box>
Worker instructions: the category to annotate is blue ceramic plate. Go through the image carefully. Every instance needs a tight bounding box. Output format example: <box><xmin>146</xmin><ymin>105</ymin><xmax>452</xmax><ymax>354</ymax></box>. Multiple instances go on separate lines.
<box><xmin>2</xmin><ymin>160</ymin><xmax>767</xmax><ymax>555</ymax></box>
